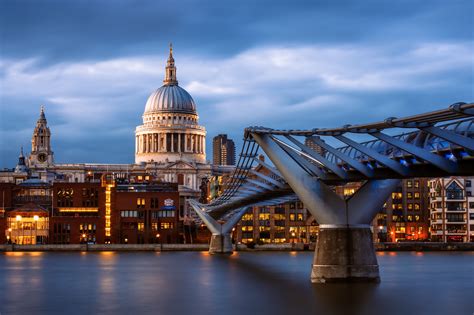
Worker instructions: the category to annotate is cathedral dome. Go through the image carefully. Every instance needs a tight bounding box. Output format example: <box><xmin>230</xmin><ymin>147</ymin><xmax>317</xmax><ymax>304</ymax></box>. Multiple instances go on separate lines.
<box><xmin>144</xmin><ymin>85</ymin><xmax>196</xmax><ymax>115</ymax></box>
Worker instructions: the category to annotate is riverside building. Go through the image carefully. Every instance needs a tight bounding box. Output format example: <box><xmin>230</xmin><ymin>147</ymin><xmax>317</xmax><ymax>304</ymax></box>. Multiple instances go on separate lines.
<box><xmin>0</xmin><ymin>45</ymin><xmax>210</xmax><ymax>243</ymax></box>
<box><xmin>429</xmin><ymin>177</ymin><xmax>474</xmax><ymax>242</ymax></box>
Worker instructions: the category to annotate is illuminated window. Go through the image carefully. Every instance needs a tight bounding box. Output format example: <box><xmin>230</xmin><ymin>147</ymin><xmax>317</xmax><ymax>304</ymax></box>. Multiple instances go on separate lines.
<box><xmin>407</xmin><ymin>180</ymin><xmax>413</xmax><ymax>188</ymax></box>
<box><xmin>297</xmin><ymin>213</ymin><xmax>304</xmax><ymax>221</ymax></box>
<box><xmin>161</xmin><ymin>222</ymin><xmax>173</xmax><ymax>229</ymax></box>
<box><xmin>242</xmin><ymin>226</ymin><xmax>253</xmax><ymax>231</ymax></box>
<box><xmin>138</xmin><ymin>223</ymin><xmax>144</xmax><ymax>231</ymax></box>
<box><xmin>414</xmin><ymin>203</ymin><xmax>420</xmax><ymax>210</ymax></box>
<box><xmin>152</xmin><ymin>223</ymin><xmax>158</xmax><ymax>230</ymax></box>
<box><xmin>408</xmin><ymin>203</ymin><xmax>413</xmax><ymax>210</ymax></box>
<box><xmin>414</xmin><ymin>180</ymin><xmax>420</xmax><ymax>188</ymax></box>
<box><xmin>407</xmin><ymin>192</ymin><xmax>413</xmax><ymax>199</ymax></box>
<box><xmin>289</xmin><ymin>213</ymin><xmax>296</xmax><ymax>221</ymax></box>
<box><xmin>137</xmin><ymin>198</ymin><xmax>145</xmax><ymax>208</ymax></box>
<box><xmin>344</xmin><ymin>188</ymin><xmax>355</xmax><ymax>196</ymax></box>
<box><xmin>414</xmin><ymin>192</ymin><xmax>420</xmax><ymax>199</ymax></box>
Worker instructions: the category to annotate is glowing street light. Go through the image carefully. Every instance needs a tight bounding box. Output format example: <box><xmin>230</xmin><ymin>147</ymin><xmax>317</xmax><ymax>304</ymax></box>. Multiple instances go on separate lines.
<box><xmin>15</xmin><ymin>215</ymin><xmax>22</xmax><ymax>221</ymax></box>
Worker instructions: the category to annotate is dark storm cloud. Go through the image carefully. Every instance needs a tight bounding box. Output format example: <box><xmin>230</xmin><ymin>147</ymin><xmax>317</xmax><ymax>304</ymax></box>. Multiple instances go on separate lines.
<box><xmin>1</xmin><ymin>0</ymin><xmax>472</xmax><ymax>63</ymax></box>
<box><xmin>0</xmin><ymin>0</ymin><xmax>473</xmax><ymax>165</ymax></box>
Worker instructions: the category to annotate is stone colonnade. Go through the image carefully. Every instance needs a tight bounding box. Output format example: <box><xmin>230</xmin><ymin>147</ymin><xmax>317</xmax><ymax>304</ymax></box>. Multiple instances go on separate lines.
<box><xmin>136</xmin><ymin>132</ymin><xmax>205</xmax><ymax>154</ymax></box>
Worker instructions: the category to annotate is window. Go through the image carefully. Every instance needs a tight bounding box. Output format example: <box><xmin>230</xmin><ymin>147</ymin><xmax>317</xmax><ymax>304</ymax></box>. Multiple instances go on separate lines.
<box><xmin>161</xmin><ymin>222</ymin><xmax>173</xmax><ymax>229</ymax></box>
<box><xmin>466</xmin><ymin>180</ymin><xmax>472</xmax><ymax>187</ymax></box>
<box><xmin>150</xmin><ymin>198</ymin><xmax>159</xmax><ymax>209</ymax></box>
<box><xmin>57</xmin><ymin>188</ymin><xmax>74</xmax><ymax>207</ymax></box>
<box><xmin>407</xmin><ymin>181</ymin><xmax>413</xmax><ymax>188</ymax></box>
<box><xmin>121</xmin><ymin>210</ymin><xmax>138</xmax><ymax>218</ymax></box>
<box><xmin>407</xmin><ymin>192</ymin><xmax>413</xmax><ymax>199</ymax></box>
<box><xmin>446</xmin><ymin>181</ymin><xmax>464</xmax><ymax>200</ymax></box>
<box><xmin>138</xmin><ymin>223</ymin><xmax>144</xmax><ymax>231</ymax></box>
<box><xmin>414</xmin><ymin>192</ymin><xmax>420</xmax><ymax>199</ymax></box>
<box><xmin>407</xmin><ymin>203</ymin><xmax>413</xmax><ymax>210</ymax></box>
<box><xmin>152</xmin><ymin>223</ymin><xmax>158</xmax><ymax>230</ymax></box>
<box><xmin>137</xmin><ymin>198</ymin><xmax>145</xmax><ymax>208</ymax></box>
<box><xmin>297</xmin><ymin>213</ymin><xmax>304</xmax><ymax>221</ymax></box>
<box><xmin>289</xmin><ymin>213</ymin><xmax>296</xmax><ymax>221</ymax></box>
<box><xmin>414</xmin><ymin>203</ymin><xmax>420</xmax><ymax>210</ymax></box>
<box><xmin>82</xmin><ymin>188</ymin><xmax>98</xmax><ymax>207</ymax></box>
<box><xmin>414</xmin><ymin>180</ymin><xmax>420</xmax><ymax>189</ymax></box>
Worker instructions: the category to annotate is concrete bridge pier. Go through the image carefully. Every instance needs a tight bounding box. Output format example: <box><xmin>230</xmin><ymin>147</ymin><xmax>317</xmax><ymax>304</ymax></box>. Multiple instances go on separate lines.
<box><xmin>188</xmin><ymin>200</ymin><xmax>247</xmax><ymax>254</ymax></box>
<box><xmin>312</xmin><ymin>225</ymin><xmax>379</xmax><ymax>283</ymax></box>
<box><xmin>209</xmin><ymin>233</ymin><xmax>233</xmax><ymax>254</ymax></box>
<box><xmin>252</xmin><ymin>133</ymin><xmax>400</xmax><ymax>283</ymax></box>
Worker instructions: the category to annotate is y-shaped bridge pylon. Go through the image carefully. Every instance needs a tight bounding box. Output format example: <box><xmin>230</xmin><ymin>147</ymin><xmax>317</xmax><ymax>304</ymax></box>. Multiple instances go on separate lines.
<box><xmin>188</xmin><ymin>200</ymin><xmax>248</xmax><ymax>254</ymax></box>
<box><xmin>252</xmin><ymin>133</ymin><xmax>399</xmax><ymax>282</ymax></box>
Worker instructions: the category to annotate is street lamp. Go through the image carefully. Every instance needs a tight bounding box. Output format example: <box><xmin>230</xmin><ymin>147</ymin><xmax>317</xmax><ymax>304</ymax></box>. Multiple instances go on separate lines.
<box><xmin>156</xmin><ymin>233</ymin><xmax>162</xmax><ymax>250</ymax></box>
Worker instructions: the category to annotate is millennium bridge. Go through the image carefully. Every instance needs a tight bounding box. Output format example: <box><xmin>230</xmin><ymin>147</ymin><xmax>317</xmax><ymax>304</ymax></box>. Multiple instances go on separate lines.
<box><xmin>189</xmin><ymin>102</ymin><xmax>474</xmax><ymax>283</ymax></box>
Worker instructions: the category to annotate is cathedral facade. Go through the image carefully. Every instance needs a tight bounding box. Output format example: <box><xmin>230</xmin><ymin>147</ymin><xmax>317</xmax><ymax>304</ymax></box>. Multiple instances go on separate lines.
<box><xmin>0</xmin><ymin>46</ymin><xmax>211</xmax><ymax>214</ymax></box>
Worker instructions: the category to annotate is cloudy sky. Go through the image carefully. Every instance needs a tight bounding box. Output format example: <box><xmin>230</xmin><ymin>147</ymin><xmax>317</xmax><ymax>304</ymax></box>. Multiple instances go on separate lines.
<box><xmin>0</xmin><ymin>0</ymin><xmax>472</xmax><ymax>166</ymax></box>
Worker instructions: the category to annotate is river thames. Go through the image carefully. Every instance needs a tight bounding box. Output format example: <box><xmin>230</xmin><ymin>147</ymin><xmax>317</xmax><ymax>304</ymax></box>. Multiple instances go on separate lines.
<box><xmin>0</xmin><ymin>251</ymin><xmax>472</xmax><ymax>315</ymax></box>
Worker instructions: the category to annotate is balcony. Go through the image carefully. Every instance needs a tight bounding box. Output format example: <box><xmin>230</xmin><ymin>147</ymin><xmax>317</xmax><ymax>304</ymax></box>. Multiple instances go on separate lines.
<box><xmin>446</xmin><ymin>231</ymin><xmax>467</xmax><ymax>234</ymax></box>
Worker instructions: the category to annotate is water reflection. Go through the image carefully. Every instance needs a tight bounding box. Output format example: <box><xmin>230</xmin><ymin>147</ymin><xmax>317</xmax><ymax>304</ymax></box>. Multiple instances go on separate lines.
<box><xmin>0</xmin><ymin>252</ymin><xmax>472</xmax><ymax>315</ymax></box>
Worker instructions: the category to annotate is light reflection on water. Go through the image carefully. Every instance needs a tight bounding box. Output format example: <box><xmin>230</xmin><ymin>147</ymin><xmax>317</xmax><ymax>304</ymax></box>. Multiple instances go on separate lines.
<box><xmin>0</xmin><ymin>251</ymin><xmax>473</xmax><ymax>315</ymax></box>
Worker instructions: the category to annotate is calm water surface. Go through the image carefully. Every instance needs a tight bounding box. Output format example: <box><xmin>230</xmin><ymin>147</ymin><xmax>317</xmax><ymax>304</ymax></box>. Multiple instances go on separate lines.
<box><xmin>0</xmin><ymin>251</ymin><xmax>473</xmax><ymax>315</ymax></box>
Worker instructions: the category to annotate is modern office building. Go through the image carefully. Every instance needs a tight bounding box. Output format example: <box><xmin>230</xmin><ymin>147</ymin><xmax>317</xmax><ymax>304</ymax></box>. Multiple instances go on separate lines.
<box><xmin>212</xmin><ymin>134</ymin><xmax>236</xmax><ymax>166</ymax></box>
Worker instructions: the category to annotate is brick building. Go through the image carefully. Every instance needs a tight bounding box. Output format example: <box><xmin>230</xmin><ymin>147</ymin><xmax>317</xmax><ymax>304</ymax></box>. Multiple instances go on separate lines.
<box><xmin>0</xmin><ymin>176</ymin><xmax>180</xmax><ymax>244</ymax></box>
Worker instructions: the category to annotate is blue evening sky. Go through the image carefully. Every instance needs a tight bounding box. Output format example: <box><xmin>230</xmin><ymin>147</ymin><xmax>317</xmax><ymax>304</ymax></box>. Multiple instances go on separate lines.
<box><xmin>0</xmin><ymin>0</ymin><xmax>472</xmax><ymax>166</ymax></box>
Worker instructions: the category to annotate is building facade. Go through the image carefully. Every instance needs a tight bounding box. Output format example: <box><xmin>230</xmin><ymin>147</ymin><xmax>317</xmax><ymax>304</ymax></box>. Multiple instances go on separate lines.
<box><xmin>212</xmin><ymin>134</ymin><xmax>236</xmax><ymax>166</ymax></box>
<box><xmin>429</xmin><ymin>177</ymin><xmax>474</xmax><ymax>242</ymax></box>
<box><xmin>0</xmin><ymin>177</ymin><xmax>181</xmax><ymax>244</ymax></box>
<box><xmin>0</xmin><ymin>45</ymin><xmax>211</xmax><ymax>229</ymax></box>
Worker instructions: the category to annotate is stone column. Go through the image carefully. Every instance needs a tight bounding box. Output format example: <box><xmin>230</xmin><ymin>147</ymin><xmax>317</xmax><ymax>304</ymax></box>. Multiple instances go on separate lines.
<box><xmin>157</xmin><ymin>133</ymin><xmax>161</xmax><ymax>152</ymax></box>
<box><xmin>202</xmin><ymin>135</ymin><xmax>206</xmax><ymax>155</ymax></box>
<box><xmin>178</xmin><ymin>133</ymin><xmax>181</xmax><ymax>153</ymax></box>
<box><xmin>184</xmin><ymin>134</ymin><xmax>188</xmax><ymax>152</ymax></box>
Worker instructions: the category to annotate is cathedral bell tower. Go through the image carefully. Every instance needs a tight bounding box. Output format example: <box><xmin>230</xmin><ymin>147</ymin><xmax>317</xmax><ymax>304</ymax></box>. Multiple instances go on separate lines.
<box><xmin>29</xmin><ymin>106</ymin><xmax>54</xmax><ymax>167</ymax></box>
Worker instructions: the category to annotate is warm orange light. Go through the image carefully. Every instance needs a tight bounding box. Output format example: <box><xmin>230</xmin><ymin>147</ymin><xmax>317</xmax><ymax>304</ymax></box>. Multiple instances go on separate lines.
<box><xmin>8</xmin><ymin>228</ymin><xmax>12</xmax><ymax>232</ymax></box>
<box><xmin>156</xmin><ymin>233</ymin><xmax>160</xmax><ymax>238</ymax></box>
<box><xmin>82</xmin><ymin>234</ymin><xmax>86</xmax><ymax>238</ymax></box>
<box><xmin>33</xmin><ymin>215</ymin><xmax>39</xmax><ymax>221</ymax></box>
<box><xmin>15</xmin><ymin>215</ymin><xmax>22</xmax><ymax>221</ymax></box>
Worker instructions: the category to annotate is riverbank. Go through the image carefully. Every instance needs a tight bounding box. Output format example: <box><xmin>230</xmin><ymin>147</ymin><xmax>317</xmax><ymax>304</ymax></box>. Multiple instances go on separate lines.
<box><xmin>1</xmin><ymin>242</ymin><xmax>474</xmax><ymax>252</ymax></box>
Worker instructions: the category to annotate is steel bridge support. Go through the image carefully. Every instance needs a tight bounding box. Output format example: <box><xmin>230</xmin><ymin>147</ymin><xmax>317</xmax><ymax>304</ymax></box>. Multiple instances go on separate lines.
<box><xmin>253</xmin><ymin>133</ymin><xmax>400</xmax><ymax>283</ymax></box>
<box><xmin>188</xmin><ymin>201</ymin><xmax>246</xmax><ymax>254</ymax></box>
